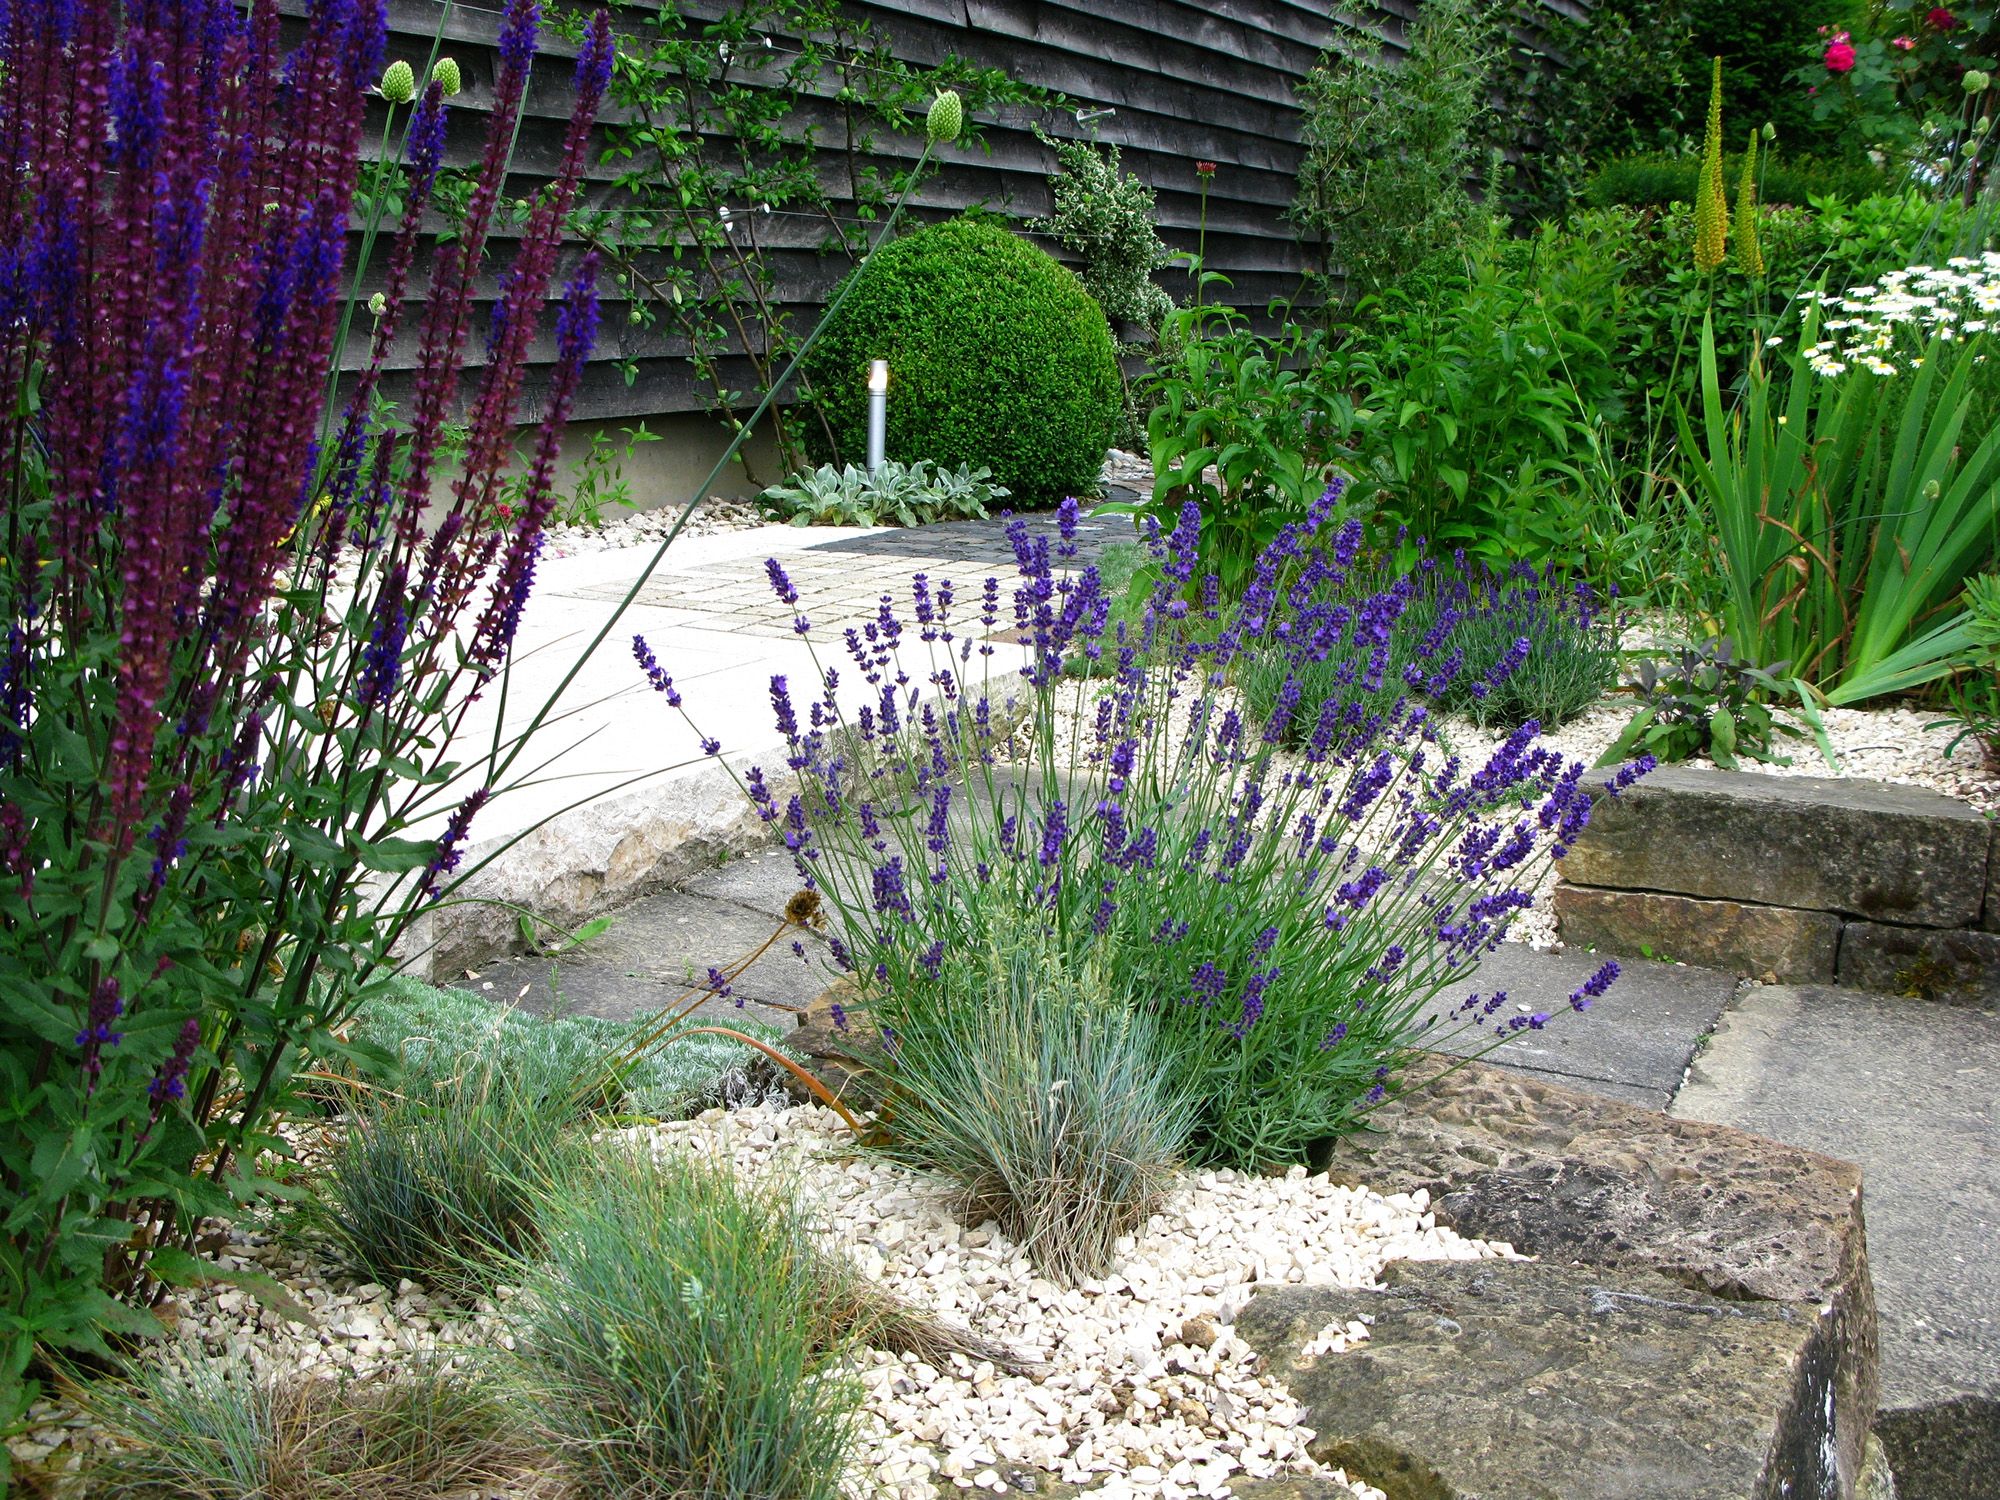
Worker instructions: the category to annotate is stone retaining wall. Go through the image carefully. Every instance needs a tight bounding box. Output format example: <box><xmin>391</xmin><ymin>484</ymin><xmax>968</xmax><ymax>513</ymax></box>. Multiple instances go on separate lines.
<box><xmin>1555</xmin><ymin>766</ymin><xmax>2000</xmax><ymax>1006</ymax></box>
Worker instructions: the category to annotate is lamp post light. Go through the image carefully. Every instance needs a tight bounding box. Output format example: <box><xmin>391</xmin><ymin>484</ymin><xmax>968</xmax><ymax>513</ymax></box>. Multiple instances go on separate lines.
<box><xmin>866</xmin><ymin>358</ymin><xmax>888</xmax><ymax>478</ymax></box>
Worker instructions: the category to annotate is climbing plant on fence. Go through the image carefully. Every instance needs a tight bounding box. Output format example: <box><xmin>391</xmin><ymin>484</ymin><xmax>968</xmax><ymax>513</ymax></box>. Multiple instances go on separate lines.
<box><xmin>560</xmin><ymin>0</ymin><xmax>1046</xmax><ymax>481</ymax></box>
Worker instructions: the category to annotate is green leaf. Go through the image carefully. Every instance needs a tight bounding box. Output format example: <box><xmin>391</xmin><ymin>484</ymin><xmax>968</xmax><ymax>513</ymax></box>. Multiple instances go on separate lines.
<box><xmin>146</xmin><ymin>1246</ymin><xmax>311</xmax><ymax>1323</ymax></box>
<box><xmin>355</xmin><ymin>835</ymin><xmax>436</xmax><ymax>874</ymax></box>
<box><xmin>1709</xmin><ymin>706</ymin><xmax>1739</xmax><ymax>769</ymax></box>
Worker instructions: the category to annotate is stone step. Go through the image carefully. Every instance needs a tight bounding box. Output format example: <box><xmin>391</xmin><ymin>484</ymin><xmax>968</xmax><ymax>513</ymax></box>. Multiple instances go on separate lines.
<box><xmin>1672</xmin><ymin>984</ymin><xmax>2000</xmax><ymax>1500</ymax></box>
<box><xmin>1561</xmin><ymin>766</ymin><xmax>1993</xmax><ymax>929</ymax></box>
<box><xmin>1423</xmin><ymin>941</ymin><xmax>1737</xmax><ymax>1111</ymax></box>
<box><xmin>1310</xmin><ymin>1056</ymin><xmax>1877</xmax><ymax>1499</ymax></box>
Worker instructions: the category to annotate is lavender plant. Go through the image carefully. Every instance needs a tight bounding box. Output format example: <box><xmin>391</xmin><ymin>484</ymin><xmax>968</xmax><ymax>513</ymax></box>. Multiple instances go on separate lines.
<box><xmin>0</xmin><ymin>0</ymin><xmax>611</xmax><ymax>1446</ymax></box>
<box><xmin>648</xmin><ymin>487</ymin><xmax>1648</xmax><ymax>1169</ymax></box>
<box><xmin>1244</xmin><ymin>552</ymin><xmax>1618</xmax><ymax>738</ymax></box>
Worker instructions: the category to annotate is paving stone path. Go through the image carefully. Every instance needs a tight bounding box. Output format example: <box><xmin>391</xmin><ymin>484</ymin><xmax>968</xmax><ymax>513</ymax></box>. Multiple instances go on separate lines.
<box><xmin>547</xmin><ymin>511</ymin><xmax>1126</xmax><ymax>641</ymax></box>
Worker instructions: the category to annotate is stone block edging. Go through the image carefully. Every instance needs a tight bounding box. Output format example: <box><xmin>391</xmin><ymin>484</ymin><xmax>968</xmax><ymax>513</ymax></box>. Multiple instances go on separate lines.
<box><xmin>1280</xmin><ymin>1056</ymin><xmax>1879</xmax><ymax>1499</ymax></box>
<box><xmin>1557</xmin><ymin>767</ymin><xmax>2000</xmax><ymax>1005</ymax></box>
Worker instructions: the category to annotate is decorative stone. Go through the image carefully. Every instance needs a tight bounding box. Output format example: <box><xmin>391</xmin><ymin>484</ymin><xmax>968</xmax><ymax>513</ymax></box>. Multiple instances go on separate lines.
<box><xmin>1837</xmin><ymin>922</ymin><xmax>2000</xmax><ymax>1008</ymax></box>
<box><xmin>1323</xmin><ymin>1057</ymin><xmax>1877</xmax><ymax>1496</ymax></box>
<box><xmin>1559</xmin><ymin>766</ymin><xmax>1989</xmax><ymax>928</ymax></box>
<box><xmin>1238</xmin><ymin>1260</ymin><xmax>1856</xmax><ymax>1500</ymax></box>
<box><xmin>1552</xmin><ymin>883</ymin><xmax>1840</xmax><ymax>981</ymax></box>
<box><xmin>405</xmin><ymin>757</ymin><xmax>779</xmax><ymax>979</ymax></box>
<box><xmin>781</xmin><ymin>984</ymin><xmax>887</xmax><ymax>1112</ymax></box>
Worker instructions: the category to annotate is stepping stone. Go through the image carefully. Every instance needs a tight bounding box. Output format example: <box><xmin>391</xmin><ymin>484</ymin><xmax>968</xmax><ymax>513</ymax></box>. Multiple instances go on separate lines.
<box><xmin>1425</xmin><ymin>941</ymin><xmax>1736</xmax><ymax>1110</ymax></box>
<box><xmin>1673</xmin><ymin>984</ymin><xmax>2000</xmax><ymax>1499</ymax></box>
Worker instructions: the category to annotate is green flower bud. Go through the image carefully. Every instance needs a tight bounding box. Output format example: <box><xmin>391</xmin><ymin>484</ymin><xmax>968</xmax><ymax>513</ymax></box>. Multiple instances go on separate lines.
<box><xmin>1761</xmin><ymin>121</ymin><xmax>1777</xmax><ymax>142</ymax></box>
<box><xmin>430</xmin><ymin>57</ymin><xmax>462</xmax><ymax>97</ymax></box>
<box><xmin>367</xmin><ymin>292</ymin><xmax>388</xmax><ymax>318</ymax></box>
<box><xmin>926</xmin><ymin>89</ymin><xmax>963</xmax><ymax>146</ymax></box>
<box><xmin>379</xmin><ymin>59</ymin><xmax>416</xmax><ymax>105</ymax></box>
<box><xmin>1966</xmin><ymin>69</ymin><xmax>1991</xmax><ymax>94</ymax></box>
<box><xmin>1977</xmin><ymin>114</ymin><xmax>1994</xmax><ymax>135</ymax></box>
<box><xmin>1925</xmin><ymin>478</ymin><xmax>1943</xmax><ymax>501</ymax></box>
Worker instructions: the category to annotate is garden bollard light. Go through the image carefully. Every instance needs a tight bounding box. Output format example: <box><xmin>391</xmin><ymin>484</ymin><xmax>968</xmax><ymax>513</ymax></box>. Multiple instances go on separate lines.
<box><xmin>867</xmin><ymin>359</ymin><xmax>889</xmax><ymax>477</ymax></box>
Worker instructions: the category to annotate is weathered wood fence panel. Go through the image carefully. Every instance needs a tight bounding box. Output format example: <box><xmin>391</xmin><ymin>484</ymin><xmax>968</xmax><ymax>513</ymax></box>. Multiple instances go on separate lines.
<box><xmin>329</xmin><ymin>0</ymin><xmax>1577</xmax><ymax>426</ymax></box>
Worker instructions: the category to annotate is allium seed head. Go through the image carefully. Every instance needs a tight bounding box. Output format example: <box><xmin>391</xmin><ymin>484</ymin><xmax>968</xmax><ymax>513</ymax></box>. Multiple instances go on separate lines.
<box><xmin>926</xmin><ymin>89</ymin><xmax>964</xmax><ymax>145</ymax></box>
<box><xmin>379</xmin><ymin>59</ymin><xmax>417</xmax><ymax>104</ymax></box>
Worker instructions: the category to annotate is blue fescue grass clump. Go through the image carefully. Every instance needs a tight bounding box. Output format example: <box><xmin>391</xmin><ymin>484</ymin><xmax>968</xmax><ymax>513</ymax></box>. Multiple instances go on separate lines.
<box><xmin>349</xmin><ymin>975</ymin><xmax>788</xmax><ymax>1119</ymax></box>
<box><xmin>310</xmin><ymin>1055</ymin><xmax>577</xmax><ymax>1295</ymax></box>
<box><xmin>647</xmin><ymin>484</ymin><xmax>1648</xmax><ymax>1169</ymax></box>
<box><xmin>74</xmin><ymin>1357</ymin><xmax>552</xmax><ymax>1500</ymax></box>
<box><xmin>500</xmin><ymin>1147</ymin><xmax>860</xmax><ymax>1500</ymax></box>
<box><xmin>871</xmin><ymin>920</ymin><xmax>1193</xmax><ymax>1284</ymax></box>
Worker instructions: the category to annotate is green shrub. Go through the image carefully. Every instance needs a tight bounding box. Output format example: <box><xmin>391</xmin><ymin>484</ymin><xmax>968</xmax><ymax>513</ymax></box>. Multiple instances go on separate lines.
<box><xmin>1582</xmin><ymin>151</ymin><xmax>1892</xmax><ymax>210</ymax></box>
<box><xmin>1597</xmin><ymin>638</ymin><xmax>1806</xmax><ymax>770</ymax></box>
<box><xmin>502</xmin><ymin>1147</ymin><xmax>859</xmax><ymax>1500</ymax></box>
<box><xmin>1293</xmin><ymin>0</ymin><xmax>1499</xmax><ymax>304</ymax></box>
<box><xmin>76</xmin><ymin>1359</ymin><xmax>549</xmax><ymax>1500</ymax></box>
<box><xmin>311</xmin><ymin>1057</ymin><xmax>576</xmax><ymax>1295</ymax></box>
<box><xmin>1483</xmin><ymin>0</ymin><xmax>1695</xmax><ymax>219</ymax></box>
<box><xmin>804</xmin><ymin>216</ymin><xmax>1120</xmax><ymax>505</ymax></box>
<box><xmin>1030</xmin><ymin>129</ymin><xmax>1175</xmax><ymax>335</ymax></box>
<box><xmin>1683</xmin><ymin>0</ymin><xmax>1839</xmax><ymax>149</ymax></box>
<box><xmin>871</xmin><ymin>922</ymin><xmax>1193</xmax><ymax>1284</ymax></box>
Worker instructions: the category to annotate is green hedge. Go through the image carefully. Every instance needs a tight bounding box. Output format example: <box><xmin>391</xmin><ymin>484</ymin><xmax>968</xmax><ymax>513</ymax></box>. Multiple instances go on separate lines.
<box><xmin>804</xmin><ymin>216</ymin><xmax>1121</xmax><ymax>506</ymax></box>
<box><xmin>1584</xmin><ymin>151</ymin><xmax>1892</xmax><ymax>211</ymax></box>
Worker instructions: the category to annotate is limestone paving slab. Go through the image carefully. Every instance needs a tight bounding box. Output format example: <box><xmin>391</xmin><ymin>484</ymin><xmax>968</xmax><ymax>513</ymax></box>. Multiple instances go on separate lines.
<box><xmin>1835</xmin><ymin>920</ymin><xmax>2000</xmax><ymax>1009</ymax></box>
<box><xmin>1238</xmin><ymin>1262</ymin><xmax>1847</xmax><ymax>1500</ymax></box>
<box><xmin>1551</xmin><ymin>883</ymin><xmax>1843</xmax><ymax>984</ymax></box>
<box><xmin>1671</xmin><ymin>986</ymin><xmax>1999</xmax><ymax>1423</ymax></box>
<box><xmin>442</xmin><ymin>886</ymin><xmax>829</xmax><ymax>1032</ymax></box>
<box><xmin>1424</xmin><ymin>941</ymin><xmax>1736</xmax><ymax>1106</ymax></box>
<box><xmin>1322</xmin><ymin>1057</ymin><xmax>1878</xmax><ymax>1498</ymax></box>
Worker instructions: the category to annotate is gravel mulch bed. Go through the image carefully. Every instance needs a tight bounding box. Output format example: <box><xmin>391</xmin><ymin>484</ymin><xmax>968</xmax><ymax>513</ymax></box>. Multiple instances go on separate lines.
<box><xmin>12</xmin><ymin>1101</ymin><xmax>1514</xmax><ymax>1500</ymax></box>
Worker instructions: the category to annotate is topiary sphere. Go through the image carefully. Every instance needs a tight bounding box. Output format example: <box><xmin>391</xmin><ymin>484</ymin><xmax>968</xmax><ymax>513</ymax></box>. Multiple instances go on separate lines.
<box><xmin>804</xmin><ymin>217</ymin><xmax>1120</xmax><ymax>506</ymax></box>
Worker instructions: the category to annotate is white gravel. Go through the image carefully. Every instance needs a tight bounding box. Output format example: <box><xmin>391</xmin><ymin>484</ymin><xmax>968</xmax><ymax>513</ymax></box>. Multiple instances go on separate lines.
<box><xmin>537</xmin><ymin>494</ymin><xmax>769</xmax><ymax>559</ymax></box>
<box><xmin>638</xmin><ymin>1101</ymin><xmax>1514</xmax><ymax>1500</ymax></box>
<box><xmin>13</xmin><ymin>1102</ymin><xmax>1515</xmax><ymax>1500</ymax></box>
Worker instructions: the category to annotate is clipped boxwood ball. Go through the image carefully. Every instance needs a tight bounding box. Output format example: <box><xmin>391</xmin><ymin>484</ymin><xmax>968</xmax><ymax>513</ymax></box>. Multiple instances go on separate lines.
<box><xmin>804</xmin><ymin>216</ymin><xmax>1120</xmax><ymax>506</ymax></box>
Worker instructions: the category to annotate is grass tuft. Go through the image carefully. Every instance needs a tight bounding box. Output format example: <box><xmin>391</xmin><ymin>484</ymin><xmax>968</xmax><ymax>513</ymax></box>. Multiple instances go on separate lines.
<box><xmin>308</xmin><ymin>1055</ymin><xmax>576</xmax><ymax>1295</ymax></box>
<box><xmin>75</xmin><ymin>1358</ymin><xmax>554</xmax><ymax>1500</ymax></box>
<box><xmin>872</xmin><ymin>922</ymin><xmax>1194</xmax><ymax>1284</ymax></box>
<box><xmin>500</xmin><ymin>1145</ymin><xmax>860</xmax><ymax>1500</ymax></box>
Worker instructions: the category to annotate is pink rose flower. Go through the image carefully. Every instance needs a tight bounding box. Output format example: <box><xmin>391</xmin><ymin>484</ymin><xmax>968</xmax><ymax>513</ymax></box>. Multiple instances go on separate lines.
<box><xmin>1893</xmin><ymin>34</ymin><xmax>1916</xmax><ymax>49</ymax></box>
<box><xmin>1825</xmin><ymin>39</ymin><xmax>1858</xmax><ymax>72</ymax></box>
